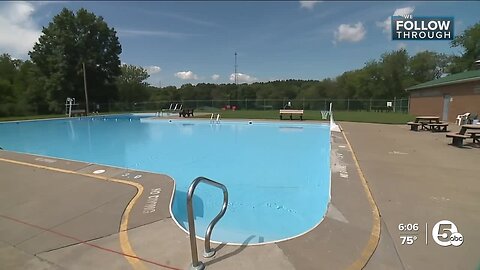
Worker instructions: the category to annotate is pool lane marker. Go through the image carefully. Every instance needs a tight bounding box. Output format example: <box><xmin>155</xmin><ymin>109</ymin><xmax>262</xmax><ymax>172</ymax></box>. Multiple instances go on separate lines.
<box><xmin>341</xmin><ymin>133</ymin><xmax>381</xmax><ymax>270</ymax></box>
<box><xmin>0</xmin><ymin>157</ymin><xmax>181</xmax><ymax>270</ymax></box>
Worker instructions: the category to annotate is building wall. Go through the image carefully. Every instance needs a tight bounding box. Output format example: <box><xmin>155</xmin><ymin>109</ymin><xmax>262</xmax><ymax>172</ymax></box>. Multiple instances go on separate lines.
<box><xmin>409</xmin><ymin>80</ymin><xmax>480</xmax><ymax>122</ymax></box>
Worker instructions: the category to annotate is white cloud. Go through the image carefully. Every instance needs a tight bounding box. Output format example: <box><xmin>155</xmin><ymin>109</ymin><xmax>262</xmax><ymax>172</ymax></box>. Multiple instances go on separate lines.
<box><xmin>211</xmin><ymin>74</ymin><xmax>220</xmax><ymax>81</ymax></box>
<box><xmin>299</xmin><ymin>1</ymin><xmax>322</xmax><ymax>10</ymax></box>
<box><xmin>0</xmin><ymin>2</ymin><xmax>41</xmax><ymax>57</ymax></box>
<box><xmin>175</xmin><ymin>71</ymin><xmax>199</xmax><ymax>80</ymax></box>
<box><xmin>145</xmin><ymin>65</ymin><xmax>161</xmax><ymax>75</ymax></box>
<box><xmin>393</xmin><ymin>7</ymin><xmax>415</xmax><ymax>18</ymax></box>
<box><xmin>229</xmin><ymin>73</ymin><xmax>257</xmax><ymax>84</ymax></box>
<box><xmin>334</xmin><ymin>22</ymin><xmax>366</xmax><ymax>43</ymax></box>
<box><xmin>377</xmin><ymin>7</ymin><xmax>415</xmax><ymax>34</ymax></box>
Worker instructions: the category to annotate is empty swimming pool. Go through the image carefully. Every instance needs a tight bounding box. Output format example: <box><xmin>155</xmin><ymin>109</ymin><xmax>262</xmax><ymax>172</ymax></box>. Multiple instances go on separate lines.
<box><xmin>0</xmin><ymin>115</ymin><xmax>330</xmax><ymax>244</ymax></box>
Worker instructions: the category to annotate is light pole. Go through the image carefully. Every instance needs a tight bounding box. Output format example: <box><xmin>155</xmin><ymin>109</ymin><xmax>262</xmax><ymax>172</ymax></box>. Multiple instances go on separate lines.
<box><xmin>234</xmin><ymin>52</ymin><xmax>238</xmax><ymax>85</ymax></box>
<box><xmin>234</xmin><ymin>52</ymin><xmax>238</xmax><ymax>103</ymax></box>
<box><xmin>82</xmin><ymin>62</ymin><xmax>89</xmax><ymax>116</ymax></box>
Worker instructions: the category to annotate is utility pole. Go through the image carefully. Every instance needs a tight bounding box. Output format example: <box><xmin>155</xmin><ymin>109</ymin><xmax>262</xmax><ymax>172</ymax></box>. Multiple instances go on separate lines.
<box><xmin>82</xmin><ymin>62</ymin><xmax>89</xmax><ymax>116</ymax></box>
<box><xmin>234</xmin><ymin>52</ymin><xmax>238</xmax><ymax>85</ymax></box>
<box><xmin>234</xmin><ymin>52</ymin><xmax>239</xmax><ymax>104</ymax></box>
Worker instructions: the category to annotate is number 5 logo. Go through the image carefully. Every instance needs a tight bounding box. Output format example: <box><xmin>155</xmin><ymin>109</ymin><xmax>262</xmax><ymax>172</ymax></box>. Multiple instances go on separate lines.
<box><xmin>432</xmin><ymin>220</ymin><xmax>463</xmax><ymax>247</ymax></box>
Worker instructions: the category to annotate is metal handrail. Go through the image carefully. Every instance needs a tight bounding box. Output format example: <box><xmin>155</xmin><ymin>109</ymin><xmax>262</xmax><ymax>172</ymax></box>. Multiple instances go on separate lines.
<box><xmin>187</xmin><ymin>177</ymin><xmax>228</xmax><ymax>270</ymax></box>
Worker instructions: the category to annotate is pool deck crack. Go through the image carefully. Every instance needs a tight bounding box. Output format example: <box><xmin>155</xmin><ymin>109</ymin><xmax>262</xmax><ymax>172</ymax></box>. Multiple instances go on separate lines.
<box><xmin>380</xmin><ymin>218</ymin><xmax>407</xmax><ymax>270</ymax></box>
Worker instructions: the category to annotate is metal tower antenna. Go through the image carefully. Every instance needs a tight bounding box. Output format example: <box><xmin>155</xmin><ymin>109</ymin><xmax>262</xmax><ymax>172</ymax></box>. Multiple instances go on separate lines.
<box><xmin>234</xmin><ymin>52</ymin><xmax>238</xmax><ymax>85</ymax></box>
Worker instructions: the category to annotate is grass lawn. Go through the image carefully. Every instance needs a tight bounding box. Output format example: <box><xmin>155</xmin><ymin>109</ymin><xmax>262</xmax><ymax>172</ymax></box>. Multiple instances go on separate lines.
<box><xmin>198</xmin><ymin>110</ymin><xmax>414</xmax><ymax>124</ymax></box>
<box><xmin>0</xmin><ymin>110</ymin><xmax>415</xmax><ymax>124</ymax></box>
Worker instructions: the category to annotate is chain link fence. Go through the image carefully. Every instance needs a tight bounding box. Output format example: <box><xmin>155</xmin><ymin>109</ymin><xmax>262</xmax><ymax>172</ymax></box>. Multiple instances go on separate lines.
<box><xmin>0</xmin><ymin>98</ymin><xmax>409</xmax><ymax>117</ymax></box>
<box><xmin>91</xmin><ymin>98</ymin><xmax>409</xmax><ymax>113</ymax></box>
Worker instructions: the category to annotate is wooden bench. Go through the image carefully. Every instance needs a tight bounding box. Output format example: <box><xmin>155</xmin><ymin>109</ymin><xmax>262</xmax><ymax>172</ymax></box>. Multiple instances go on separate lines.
<box><xmin>279</xmin><ymin>109</ymin><xmax>304</xmax><ymax>120</ymax></box>
<box><xmin>71</xmin><ymin>109</ymin><xmax>86</xmax><ymax>116</ymax></box>
<box><xmin>407</xmin><ymin>122</ymin><xmax>422</xmax><ymax>131</ymax></box>
<box><xmin>427</xmin><ymin>123</ymin><xmax>448</xmax><ymax>132</ymax></box>
<box><xmin>446</xmin><ymin>133</ymin><xmax>470</xmax><ymax>147</ymax></box>
<box><xmin>179</xmin><ymin>109</ymin><xmax>194</xmax><ymax>117</ymax></box>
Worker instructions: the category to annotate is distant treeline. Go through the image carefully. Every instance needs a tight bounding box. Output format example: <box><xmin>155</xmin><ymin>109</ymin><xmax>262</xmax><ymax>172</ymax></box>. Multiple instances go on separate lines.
<box><xmin>150</xmin><ymin>49</ymin><xmax>448</xmax><ymax>103</ymax></box>
<box><xmin>0</xmin><ymin>49</ymin><xmax>462</xmax><ymax>116</ymax></box>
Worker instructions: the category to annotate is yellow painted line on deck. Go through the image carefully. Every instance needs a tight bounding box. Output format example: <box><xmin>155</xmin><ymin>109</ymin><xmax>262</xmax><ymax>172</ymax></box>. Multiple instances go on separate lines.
<box><xmin>341</xmin><ymin>133</ymin><xmax>381</xmax><ymax>270</ymax></box>
<box><xmin>0</xmin><ymin>157</ymin><xmax>147</xmax><ymax>270</ymax></box>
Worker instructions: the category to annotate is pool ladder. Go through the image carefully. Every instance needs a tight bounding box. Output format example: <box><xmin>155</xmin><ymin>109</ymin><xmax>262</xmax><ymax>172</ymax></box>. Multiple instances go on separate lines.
<box><xmin>210</xmin><ymin>113</ymin><xmax>221</xmax><ymax>124</ymax></box>
<box><xmin>187</xmin><ymin>177</ymin><xmax>228</xmax><ymax>270</ymax></box>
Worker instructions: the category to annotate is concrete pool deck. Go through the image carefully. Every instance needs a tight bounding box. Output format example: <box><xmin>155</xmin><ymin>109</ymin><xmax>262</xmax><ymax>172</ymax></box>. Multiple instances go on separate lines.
<box><xmin>0</xmin><ymin>123</ymin><xmax>377</xmax><ymax>270</ymax></box>
<box><xmin>0</xmin><ymin>121</ymin><xmax>478</xmax><ymax>269</ymax></box>
<box><xmin>341</xmin><ymin>122</ymin><xmax>480</xmax><ymax>270</ymax></box>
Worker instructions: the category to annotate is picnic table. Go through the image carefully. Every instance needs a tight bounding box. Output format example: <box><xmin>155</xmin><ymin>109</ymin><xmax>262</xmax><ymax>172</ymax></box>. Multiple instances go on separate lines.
<box><xmin>446</xmin><ymin>124</ymin><xmax>480</xmax><ymax>146</ymax></box>
<box><xmin>407</xmin><ymin>116</ymin><xmax>447</xmax><ymax>131</ymax></box>
<box><xmin>460</xmin><ymin>124</ymin><xmax>480</xmax><ymax>143</ymax></box>
<box><xmin>469</xmin><ymin>130</ymin><xmax>480</xmax><ymax>144</ymax></box>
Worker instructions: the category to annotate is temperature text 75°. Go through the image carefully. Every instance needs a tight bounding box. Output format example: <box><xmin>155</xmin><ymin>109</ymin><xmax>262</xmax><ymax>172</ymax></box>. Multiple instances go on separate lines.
<box><xmin>400</xmin><ymin>235</ymin><xmax>418</xmax><ymax>245</ymax></box>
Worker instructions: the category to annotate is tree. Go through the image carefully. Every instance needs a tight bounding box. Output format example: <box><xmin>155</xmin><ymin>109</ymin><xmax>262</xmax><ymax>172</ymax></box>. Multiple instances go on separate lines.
<box><xmin>409</xmin><ymin>51</ymin><xmax>449</xmax><ymax>84</ymax></box>
<box><xmin>336</xmin><ymin>70</ymin><xmax>359</xmax><ymax>99</ymax></box>
<box><xmin>0</xmin><ymin>54</ymin><xmax>47</xmax><ymax>116</ymax></box>
<box><xmin>117</xmin><ymin>64</ymin><xmax>150</xmax><ymax>103</ymax></box>
<box><xmin>192</xmin><ymin>83</ymin><xmax>213</xmax><ymax>100</ymax></box>
<box><xmin>0</xmin><ymin>54</ymin><xmax>20</xmax><ymax>115</ymax></box>
<box><xmin>449</xmin><ymin>21</ymin><xmax>480</xmax><ymax>73</ymax></box>
<box><xmin>359</xmin><ymin>60</ymin><xmax>383</xmax><ymax>98</ymax></box>
<box><xmin>14</xmin><ymin>60</ymin><xmax>48</xmax><ymax>115</ymax></box>
<box><xmin>29</xmin><ymin>8</ymin><xmax>122</xmax><ymax>112</ymax></box>
<box><xmin>151</xmin><ymin>86</ymin><xmax>180</xmax><ymax>103</ymax></box>
<box><xmin>380</xmin><ymin>49</ymin><xmax>409</xmax><ymax>98</ymax></box>
<box><xmin>0</xmin><ymin>53</ymin><xmax>19</xmax><ymax>83</ymax></box>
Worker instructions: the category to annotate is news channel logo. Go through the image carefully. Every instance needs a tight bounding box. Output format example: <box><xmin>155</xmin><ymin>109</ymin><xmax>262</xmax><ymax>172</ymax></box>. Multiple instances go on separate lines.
<box><xmin>431</xmin><ymin>220</ymin><xmax>463</xmax><ymax>247</ymax></box>
<box><xmin>391</xmin><ymin>14</ymin><xmax>454</xmax><ymax>41</ymax></box>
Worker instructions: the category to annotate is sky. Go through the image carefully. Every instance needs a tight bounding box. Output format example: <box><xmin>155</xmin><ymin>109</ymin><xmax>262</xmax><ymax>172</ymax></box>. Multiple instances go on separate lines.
<box><xmin>1</xmin><ymin>1</ymin><xmax>479</xmax><ymax>87</ymax></box>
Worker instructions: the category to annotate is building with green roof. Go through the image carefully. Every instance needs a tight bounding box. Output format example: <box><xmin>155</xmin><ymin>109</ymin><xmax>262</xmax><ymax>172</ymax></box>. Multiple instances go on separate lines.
<box><xmin>406</xmin><ymin>70</ymin><xmax>480</xmax><ymax>122</ymax></box>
